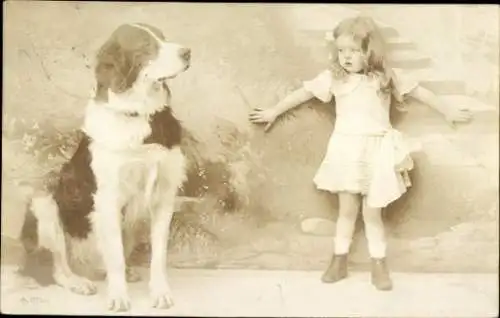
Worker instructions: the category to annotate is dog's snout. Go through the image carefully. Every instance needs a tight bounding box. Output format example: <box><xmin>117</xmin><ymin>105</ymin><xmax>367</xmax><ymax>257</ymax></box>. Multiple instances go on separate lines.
<box><xmin>179</xmin><ymin>47</ymin><xmax>191</xmax><ymax>61</ymax></box>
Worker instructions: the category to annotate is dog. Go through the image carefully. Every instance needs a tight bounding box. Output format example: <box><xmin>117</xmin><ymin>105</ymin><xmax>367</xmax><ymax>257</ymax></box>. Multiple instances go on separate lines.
<box><xmin>19</xmin><ymin>23</ymin><xmax>191</xmax><ymax>312</ymax></box>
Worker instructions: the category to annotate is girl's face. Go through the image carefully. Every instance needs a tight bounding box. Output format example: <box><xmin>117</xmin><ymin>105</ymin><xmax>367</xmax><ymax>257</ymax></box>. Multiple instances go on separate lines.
<box><xmin>335</xmin><ymin>34</ymin><xmax>367</xmax><ymax>73</ymax></box>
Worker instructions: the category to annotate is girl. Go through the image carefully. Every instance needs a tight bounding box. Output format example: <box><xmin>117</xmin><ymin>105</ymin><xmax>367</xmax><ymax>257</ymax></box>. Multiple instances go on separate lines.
<box><xmin>249</xmin><ymin>16</ymin><xmax>472</xmax><ymax>291</ymax></box>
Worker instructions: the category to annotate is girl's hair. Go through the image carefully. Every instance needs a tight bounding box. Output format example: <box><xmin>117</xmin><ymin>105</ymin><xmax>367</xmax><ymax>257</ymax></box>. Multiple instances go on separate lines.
<box><xmin>328</xmin><ymin>16</ymin><xmax>405</xmax><ymax>104</ymax></box>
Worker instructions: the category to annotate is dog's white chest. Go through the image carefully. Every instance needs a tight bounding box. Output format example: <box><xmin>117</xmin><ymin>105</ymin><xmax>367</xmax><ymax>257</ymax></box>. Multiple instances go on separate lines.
<box><xmin>119</xmin><ymin>147</ymin><xmax>166</xmax><ymax>201</ymax></box>
<box><xmin>90</xmin><ymin>143</ymin><xmax>186</xmax><ymax>215</ymax></box>
<box><xmin>83</xmin><ymin>103</ymin><xmax>153</xmax><ymax>150</ymax></box>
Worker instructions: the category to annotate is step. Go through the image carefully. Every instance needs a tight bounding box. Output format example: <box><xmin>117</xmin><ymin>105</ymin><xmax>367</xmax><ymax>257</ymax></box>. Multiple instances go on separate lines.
<box><xmin>389</xmin><ymin>49</ymin><xmax>429</xmax><ymax>62</ymax></box>
<box><xmin>399</xmin><ymin>67</ymin><xmax>467</xmax><ymax>95</ymax></box>
<box><xmin>388</xmin><ymin>49</ymin><xmax>433</xmax><ymax>68</ymax></box>
<box><xmin>379</xmin><ymin>25</ymin><xmax>400</xmax><ymax>39</ymax></box>
<box><xmin>386</xmin><ymin>39</ymin><xmax>417</xmax><ymax>50</ymax></box>
<box><xmin>419</xmin><ymin>81</ymin><xmax>466</xmax><ymax>95</ymax></box>
<box><xmin>407</xmin><ymin>95</ymin><xmax>499</xmax><ymax>135</ymax></box>
<box><xmin>389</xmin><ymin>57</ymin><xmax>433</xmax><ymax>70</ymax></box>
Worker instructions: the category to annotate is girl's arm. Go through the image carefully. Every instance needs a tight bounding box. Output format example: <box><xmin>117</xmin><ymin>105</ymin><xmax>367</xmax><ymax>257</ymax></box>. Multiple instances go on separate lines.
<box><xmin>250</xmin><ymin>69</ymin><xmax>333</xmax><ymax>131</ymax></box>
<box><xmin>249</xmin><ymin>88</ymin><xmax>315</xmax><ymax>131</ymax></box>
<box><xmin>407</xmin><ymin>85</ymin><xmax>472</xmax><ymax>125</ymax></box>
<box><xmin>272</xmin><ymin>87</ymin><xmax>315</xmax><ymax>117</ymax></box>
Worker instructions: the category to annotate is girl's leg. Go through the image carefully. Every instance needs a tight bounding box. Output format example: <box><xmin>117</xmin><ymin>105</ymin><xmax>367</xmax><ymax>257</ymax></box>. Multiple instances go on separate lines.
<box><xmin>362</xmin><ymin>198</ymin><xmax>392</xmax><ymax>291</ymax></box>
<box><xmin>335</xmin><ymin>193</ymin><xmax>361</xmax><ymax>254</ymax></box>
<box><xmin>322</xmin><ymin>192</ymin><xmax>361</xmax><ymax>283</ymax></box>
<box><xmin>361</xmin><ymin>200</ymin><xmax>386</xmax><ymax>258</ymax></box>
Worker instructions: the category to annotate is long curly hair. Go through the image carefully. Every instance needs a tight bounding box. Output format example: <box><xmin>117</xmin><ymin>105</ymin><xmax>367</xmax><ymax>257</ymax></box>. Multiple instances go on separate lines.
<box><xmin>328</xmin><ymin>16</ymin><xmax>405</xmax><ymax>104</ymax></box>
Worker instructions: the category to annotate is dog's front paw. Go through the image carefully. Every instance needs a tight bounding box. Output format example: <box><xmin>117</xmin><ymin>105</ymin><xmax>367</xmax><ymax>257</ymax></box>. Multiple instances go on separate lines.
<box><xmin>54</xmin><ymin>272</ymin><xmax>97</xmax><ymax>295</ymax></box>
<box><xmin>150</xmin><ymin>281</ymin><xmax>174</xmax><ymax>309</ymax></box>
<box><xmin>107</xmin><ymin>289</ymin><xmax>131</xmax><ymax>312</ymax></box>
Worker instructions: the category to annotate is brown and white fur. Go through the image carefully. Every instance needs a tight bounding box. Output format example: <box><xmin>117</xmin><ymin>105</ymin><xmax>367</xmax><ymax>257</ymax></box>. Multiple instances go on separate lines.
<box><xmin>19</xmin><ymin>23</ymin><xmax>191</xmax><ymax>312</ymax></box>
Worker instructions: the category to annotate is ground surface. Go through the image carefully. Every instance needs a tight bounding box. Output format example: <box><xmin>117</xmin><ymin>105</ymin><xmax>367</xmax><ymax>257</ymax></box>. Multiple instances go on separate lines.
<box><xmin>1</xmin><ymin>3</ymin><xmax>499</xmax><ymax>314</ymax></box>
<box><xmin>1</xmin><ymin>266</ymin><xmax>497</xmax><ymax>317</ymax></box>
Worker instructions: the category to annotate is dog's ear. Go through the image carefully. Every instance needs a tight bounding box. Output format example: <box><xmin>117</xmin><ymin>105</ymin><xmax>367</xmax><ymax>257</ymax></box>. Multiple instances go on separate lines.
<box><xmin>94</xmin><ymin>39</ymin><xmax>117</xmax><ymax>103</ymax></box>
<box><xmin>94</xmin><ymin>40</ymin><xmax>141</xmax><ymax>102</ymax></box>
<box><xmin>94</xmin><ymin>26</ymin><xmax>154</xmax><ymax>102</ymax></box>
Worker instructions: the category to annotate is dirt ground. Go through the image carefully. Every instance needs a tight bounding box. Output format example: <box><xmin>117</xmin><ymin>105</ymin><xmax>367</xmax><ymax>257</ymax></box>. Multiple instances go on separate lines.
<box><xmin>2</xmin><ymin>1</ymin><xmax>499</xmax><ymax>288</ymax></box>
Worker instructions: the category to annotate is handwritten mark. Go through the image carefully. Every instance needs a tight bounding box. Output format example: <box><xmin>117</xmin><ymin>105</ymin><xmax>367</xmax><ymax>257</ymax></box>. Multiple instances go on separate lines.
<box><xmin>19</xmin><ymin>296</ymin><xmax>47</xmax><ymax>305</ymax></box>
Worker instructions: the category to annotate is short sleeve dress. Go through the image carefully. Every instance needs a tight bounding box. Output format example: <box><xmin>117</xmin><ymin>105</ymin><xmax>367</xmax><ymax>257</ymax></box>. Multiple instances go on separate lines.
<box><xmin>303</xmin><ymin>69</ymin><xmax>419</xmax><ymax>208</ymax></box>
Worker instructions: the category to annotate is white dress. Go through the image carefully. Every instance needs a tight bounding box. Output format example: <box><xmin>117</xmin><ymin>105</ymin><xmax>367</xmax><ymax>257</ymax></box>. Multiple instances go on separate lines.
<box><xmin>303</xmin><ymin>69</ymin><xmax>418</xmax><ymax>208</ymax></box>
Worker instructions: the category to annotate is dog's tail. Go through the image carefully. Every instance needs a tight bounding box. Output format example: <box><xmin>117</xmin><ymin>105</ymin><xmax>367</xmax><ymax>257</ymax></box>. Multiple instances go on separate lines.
<box><xmin>18</xmin><ymin>192</ymin><xmax>59</xmax><ymax>286</ymax></box>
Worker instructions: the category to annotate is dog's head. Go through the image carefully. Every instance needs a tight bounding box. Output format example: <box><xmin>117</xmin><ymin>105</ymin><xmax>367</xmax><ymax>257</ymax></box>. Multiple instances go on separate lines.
<box><xmin>94</xmin><ymin>23</ymin><xmax>191</xmax><ymax>104</ymax></box>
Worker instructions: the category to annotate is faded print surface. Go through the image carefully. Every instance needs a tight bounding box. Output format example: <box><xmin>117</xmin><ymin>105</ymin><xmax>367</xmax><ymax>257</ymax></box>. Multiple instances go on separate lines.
<box><xmin>2</xmin><ymin>2</ymin><xmax>498</xmax><ymax>316</ymax></box>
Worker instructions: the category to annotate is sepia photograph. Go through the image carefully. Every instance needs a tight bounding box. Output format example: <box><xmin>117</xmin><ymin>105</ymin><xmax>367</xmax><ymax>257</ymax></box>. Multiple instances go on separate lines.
<box><xmin>1</xmin><ymin>1</ymin><xmax>499</xmax><ymax>316</ymax></box>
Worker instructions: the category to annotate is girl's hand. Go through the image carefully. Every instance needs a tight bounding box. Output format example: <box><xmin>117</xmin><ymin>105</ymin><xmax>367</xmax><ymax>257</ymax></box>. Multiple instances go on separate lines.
<box><xmin>249</xmin><ymin>108</ymin><xmax>280</xmax><ymax>132</ymax></box>
<box><xmin>408</xmin><ymin>86</ymin><xmax>474</xmax><ymax>128</ymax></box>
<box><xmin>444</xmin><ymin>107</ymin><xmax>473</xmax><ymax>126</ymax></box>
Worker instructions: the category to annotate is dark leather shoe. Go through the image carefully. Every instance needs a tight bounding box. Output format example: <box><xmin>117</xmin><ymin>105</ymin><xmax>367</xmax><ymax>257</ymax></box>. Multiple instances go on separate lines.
<box><xmin>371</xmin><ymin>257</ymin><xmax>393</xmax><ymax>291</ymax></box>
<box><xmin>321</xmin><ymin>254</ymin><xmax>348</xmax><ymax>283</ymax></box>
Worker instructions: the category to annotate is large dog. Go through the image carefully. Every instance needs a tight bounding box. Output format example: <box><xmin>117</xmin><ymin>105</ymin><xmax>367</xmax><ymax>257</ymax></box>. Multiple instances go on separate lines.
<box><xmin>19</xmin><ymin>23</ymin><xmax>191</xmax><ymax>312</ymax></box>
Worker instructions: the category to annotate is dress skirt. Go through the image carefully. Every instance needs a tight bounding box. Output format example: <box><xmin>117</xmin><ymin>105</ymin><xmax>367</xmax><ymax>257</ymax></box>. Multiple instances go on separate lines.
<box><xmin>313</xmin><ymin>130</ymin><xmax>414</xmax><ymax>208</ymax></box>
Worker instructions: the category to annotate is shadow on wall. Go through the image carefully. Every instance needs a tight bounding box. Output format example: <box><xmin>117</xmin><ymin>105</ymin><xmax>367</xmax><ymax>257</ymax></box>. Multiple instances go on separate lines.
<box><xmin>2</xmin><ymin>2</ymin><xmax>498</xmax><ymax>258</ymax></box>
